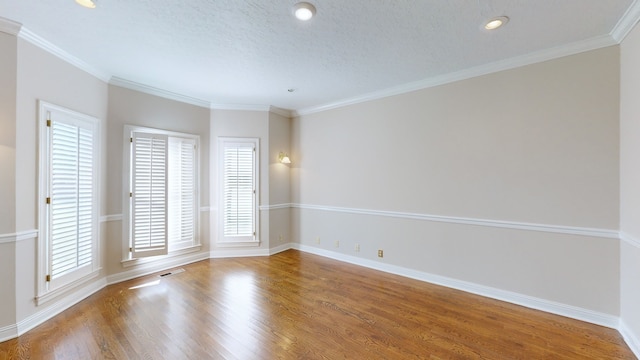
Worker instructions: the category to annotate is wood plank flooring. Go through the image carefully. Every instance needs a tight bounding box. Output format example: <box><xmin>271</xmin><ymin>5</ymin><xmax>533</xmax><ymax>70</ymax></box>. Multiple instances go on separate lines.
<box><xmin>0</xmin><ymin>249</ymin><xmax>635</xmax><ymax>359</ymax></box>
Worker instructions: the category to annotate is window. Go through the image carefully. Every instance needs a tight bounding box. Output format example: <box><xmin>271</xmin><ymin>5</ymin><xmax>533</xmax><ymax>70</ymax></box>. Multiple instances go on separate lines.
<box><xmin>38</xmin><ymin>101</ymin><xmax>100</xmax><ymax>302</ymax></box>
<box><xmin>123</xmin><ymin>126</ymin><xmax>200</xmax><ymax>261</ymax></box>
<box><xmin>218</xmin><ymin>137</ymin><xmax>259</xmax><ymax>246</ymax></box>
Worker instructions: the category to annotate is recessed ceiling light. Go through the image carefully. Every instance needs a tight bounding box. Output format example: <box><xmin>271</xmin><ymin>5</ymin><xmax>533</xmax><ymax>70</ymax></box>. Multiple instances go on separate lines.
<box><xmin>75</xmin><ymin>0</ymin><xmax>97</xmax><ymax>9</ymax></box>
<box><xmin>293</xmin><ymin>2</ymin><xmax>316</xmax><ymax>21</ymax></box>
<box><xmin>484</xmin><ymin>16</ymin><xmax>509</xmax><ymax>30</ymax></box>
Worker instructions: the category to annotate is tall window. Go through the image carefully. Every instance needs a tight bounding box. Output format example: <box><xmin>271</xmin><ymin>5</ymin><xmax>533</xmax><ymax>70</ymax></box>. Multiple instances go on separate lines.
<box><xmin>218</xmin><ymin>137</ymin><xmax>259</xmax><ymax>246</ymax></box>
<box><xmin>38</xmin><ymin>101</ymin><xmax>100</xmax><ymax>301</ymax></box>
<box><xmin>124</xmin><ymin>126</ymin><xmax>199</xmax><ymax>260</ymax></box>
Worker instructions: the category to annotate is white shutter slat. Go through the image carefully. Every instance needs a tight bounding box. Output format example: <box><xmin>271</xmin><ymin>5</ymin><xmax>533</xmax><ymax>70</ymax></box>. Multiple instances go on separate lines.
<box><xmin>180</xmin><ymin>141</ymin><xmax>195</xmax><ymax>244</ymax></box>
<box><xmin>49</xmin><ymin>121</ymin><xmax>94</xmax><ymax>280</ymax></box>
<box><xmin>222</xmin><ymin>144</ymin><xmax>255</xmax><ymax>239</ymax></box>
<box><xmin>167</xmin><ymin>137</ymin><xmax>196</xmax><ymax>251</ymax></box>
<box><xmin>131</xmin><ymin>133</ymin><xmax>169</xmax><ymax>257</ymax></box>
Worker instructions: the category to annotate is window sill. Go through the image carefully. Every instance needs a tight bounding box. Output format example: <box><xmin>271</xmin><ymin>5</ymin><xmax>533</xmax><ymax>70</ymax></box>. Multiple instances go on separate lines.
<box><xmin>121</xmin><ymin>245</ymin><xmax>202</xmax><ymax>268</ymax></box>
<box><xmin>36</xmin><ymin>268</ymin><xmax>102</xmax><ymax>306</ymax></box>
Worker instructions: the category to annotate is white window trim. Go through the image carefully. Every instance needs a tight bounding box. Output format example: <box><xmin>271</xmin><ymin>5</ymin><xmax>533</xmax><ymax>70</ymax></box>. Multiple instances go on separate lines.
<box><xmin>217</xmin><ymin>137</ymin><xmax>260</xmax><ymax>247</ymax></box>
<box><xmin>37</xmin><ymin>101</ymin><xmax>101</xmax><ymax>305</ymax></box>
<box><xmin>122</xmin><ymin>125</ymin><xmax>201</xmax><ymax>263</ymax></box>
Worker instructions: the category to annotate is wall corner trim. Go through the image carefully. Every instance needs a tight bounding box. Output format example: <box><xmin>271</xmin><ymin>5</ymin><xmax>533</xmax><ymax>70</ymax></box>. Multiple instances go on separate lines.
<box><xmin>0</xmin><ymin>16</ymin><xmax>22</xmax><ymax>35</ymax></box>
<box><xmin>0</xmin><ymin>323</ymin><xmax>18</xmax><ymax>344</ymax></box>
<box><xmin>611</xmin><ymin>0</ymin><xmax>640</xmax><ymax>43</ymax></box>
<box><xmin>259</xmin><ymin>203</ymin><xmax>292</xmax><ymax>211</ymax></box>
<box><xmin>620</xmin><ymin>231</ymin><xmax>640</xmax><ymax>248</ymax></box>
<box><xmin>619</xmin><ymin>320</ymin><xmax>640</xmax><ymax>359</ymax></box>
<box><xmin>269</xmin><ymin>106</ymin><xmax>293</xmax><ymax>118</ymax></box>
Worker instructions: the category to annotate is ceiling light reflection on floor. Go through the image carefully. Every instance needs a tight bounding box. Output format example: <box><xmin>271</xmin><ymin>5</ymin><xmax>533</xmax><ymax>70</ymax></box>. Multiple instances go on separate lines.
<box><xmin>129</xmin><ymin>279</ymin><xmax>161</xmax><ymax>290</ymax></box>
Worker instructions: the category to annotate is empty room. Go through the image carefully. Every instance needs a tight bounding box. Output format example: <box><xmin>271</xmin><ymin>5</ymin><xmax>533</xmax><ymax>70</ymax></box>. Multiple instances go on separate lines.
<box><xmin>1</xmin><ymin>0</ymin><xmax>640</xmax><ymax>358</ymax></box>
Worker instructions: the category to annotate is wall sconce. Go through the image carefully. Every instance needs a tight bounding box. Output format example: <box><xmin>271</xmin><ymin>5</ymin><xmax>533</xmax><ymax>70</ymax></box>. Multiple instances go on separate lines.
<box><xmin>278</xmin><ymin>152</ymin><xmax>291</xmax><ymax>164</ymax></box>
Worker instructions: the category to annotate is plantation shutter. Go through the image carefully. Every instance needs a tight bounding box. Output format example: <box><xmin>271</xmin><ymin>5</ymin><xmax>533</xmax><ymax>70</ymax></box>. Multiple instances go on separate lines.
<box><xmin>49</xmin><ymin>120</ymin><xmax>94</xmax><ymax>281</ymax></box>
<box><xmin>168</xmin><ymin>137</ymin><xmax>196</xmax><ymax>250</ymax></box>
<box><xmin>222</xmin><ymin>142</ymin><xmax>256</xmax><ymax>241</ymax></box>
<box><xmin>131</xmin><ymin>132</ymin><xmax>169</xmax><ymax>257</ymax></box>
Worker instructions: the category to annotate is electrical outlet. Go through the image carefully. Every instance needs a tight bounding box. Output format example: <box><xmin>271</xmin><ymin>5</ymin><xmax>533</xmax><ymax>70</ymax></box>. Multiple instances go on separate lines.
<box><xmin>316</xmin><ymin>237</ymin><xmax>320</xmax><ymax>244</ymax></box>
<box><xmin>355</xmin><ymin>244</ymin><xmax>360</xmax><ymax>252</ymax></box>
<box><xmin>279</xmin><ymin>235</ymin><xmax>284</xmax><ymax>243</ymax></box>
<box><xmin>334</xmin><ymin>240</ymin><xmax>339</xmax><ymax>248</ymax></box>
<box><xmin>378</xmin><ymin>249</ymin><xmax>384</xmax><ymax>258</ymax></box>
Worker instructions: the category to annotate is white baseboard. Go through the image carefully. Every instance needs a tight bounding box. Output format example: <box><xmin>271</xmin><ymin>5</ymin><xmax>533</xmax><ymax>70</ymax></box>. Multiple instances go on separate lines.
<box><xmin>107</xmin><ymin>251</ymin><xmax>210</xmax><ymax>285</ymax></box>
<box><xmin>292</xmin><ymin>244</ymin><xmax>620</xmax><ymax>329</ymax></box>
<box><xmin>209</xmin><ymin>243</ymin><xmax>293</xmax><ymax>258</ymax></box>
<box><xmin>210</xmin><ymin>247</ymin><xmax>271</xmax><ymax>258</ymax></box>
<box><xmin>270</xmin><ymin>243</ymin><xmax>294</xmax><ymax>255</ymax></box>
<box><xmin>0</xmin><ymin>323</ymin><xmax>18</xmax><ymax>343</ymax></box>
<box><xmin>3</xmin><ymin>242</ymin><xmax>635</xmax><ymax>357</ymax></box>
<box><xmin>0</xmin><ymin>277</ymin><xmax>108</xmax><ymax>343</ymax></box>
<box><xmin>620</xmin><ymin>320</ymin><xmax>640</xmax><ymax>359</ymax></box>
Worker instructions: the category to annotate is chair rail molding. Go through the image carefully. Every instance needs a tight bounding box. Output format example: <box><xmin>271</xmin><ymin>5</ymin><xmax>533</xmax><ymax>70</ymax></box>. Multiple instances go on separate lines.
<box><xmin>291</xmin><ymin>203</ymin><xmax>619</xmax><ymax>239</ymax></box>
<box><xmin>0</xmin><ymin>229</ymin><xmax>39</xmax><ymax>244</ymax></box>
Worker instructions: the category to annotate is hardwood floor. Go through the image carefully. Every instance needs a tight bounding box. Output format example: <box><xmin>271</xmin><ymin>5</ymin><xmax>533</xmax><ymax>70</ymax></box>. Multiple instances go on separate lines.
<box><xmin>0</xmin><ymin>249</ymin><xmax>635</xmax><ymax>359</ymax></box>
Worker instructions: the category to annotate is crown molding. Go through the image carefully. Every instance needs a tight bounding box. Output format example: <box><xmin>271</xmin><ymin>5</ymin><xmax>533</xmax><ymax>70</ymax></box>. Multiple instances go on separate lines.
<box><xmin>109</xmin><ymin>77</ymin><xmax>211</xmax><ymax>108</ymax></box>
<box><xmin>210</xmin><ymin>103</ymin><xmax>270</xmax><ymax>111</ymax></box>
<box><xmin>0</xmin><ymin>17</ymin><xmax>21</xmax><ymax>36</ymax></box>
<box><xmin>209</xmin><ymin>104</ymin><xmax>292</xmax><ymax>117</ymax></box>
<box><xmin>611</xmin><ymin>0</ymin><xmax>640</xmax><ymax>43</ymax></box>
<box><xmin>269</xmin><ymin>106</ymin><xmax>293</xmax><ymax>118</ymax></box>
<box><xmin>17</xmin><ymin>27</ymin><xmax>111</xmax><ymax>82</ymax></box>
<box><xmin>293</xmin><ymin>34</ymin><xmax>617</xmax><ymax>116</ymax></box>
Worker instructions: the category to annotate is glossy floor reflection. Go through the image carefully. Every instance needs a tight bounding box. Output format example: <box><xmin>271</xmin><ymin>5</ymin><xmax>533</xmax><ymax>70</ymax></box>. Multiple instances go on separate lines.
<box><xmin>0</xmin><ymin>250</ymin><xmax>635</xmax><ymax>359</ymax></box>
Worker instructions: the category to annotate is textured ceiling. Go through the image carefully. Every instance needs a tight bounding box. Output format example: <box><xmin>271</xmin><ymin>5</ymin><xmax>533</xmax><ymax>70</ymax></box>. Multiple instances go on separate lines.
<box><xmin>0</xmin><ymin>0</ymin><xmax>638</xmax><ymax>112</ymax></box>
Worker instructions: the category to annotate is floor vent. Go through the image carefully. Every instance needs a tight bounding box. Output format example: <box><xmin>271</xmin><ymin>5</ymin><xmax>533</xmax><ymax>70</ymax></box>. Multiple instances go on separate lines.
<box><xmin>159</xmin><ymin>268</ymin><xmax>185</xmax><ymax>278</ymax></box>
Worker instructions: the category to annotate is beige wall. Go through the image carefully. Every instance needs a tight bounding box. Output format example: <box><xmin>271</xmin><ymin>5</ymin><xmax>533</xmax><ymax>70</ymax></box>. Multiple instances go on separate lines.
<box><xmin>209</xmin><ymin>109</ymin><xmax>292</xmax><ymax>251</ymax></box>
<box><xmin>268</xmin><ymin>111</ymin><xmax>291</xmax><ymax>206</ymax></box>
<box><xmin>14</xmin><ymin>38</ymin><xmax>109</xmax><ymax>322</ymax></box>
<box><xmin>0</xmin><ymin>32</ymin><xmax>18</xmax><ymax>331</ymax></box>
<box><xmin>292</xmin><ymin>46</ymin><xmax>621</xmax><ymax>314</ymax></box>
<box><xmin>268</xmin><ymin>111</ymin><xmax>292</xmax><ymax>248</ymax></box>
<box><xmin>0</xmin><ymin>14</ymin><xmax>636</xmax><ymax>349</ymax></box>
<box><xmin>105</xmin><ymin>85</ymin><xmax>211</xmax><ymax>274</ymax></box>
<box><xmin>620</xmin><ymin>20</ymin><xmax>640</xmax><ymax>346</ymax></box>
<box><xmin>0</xmin><ymin>32</ymin><xmax>17</xmax><ymax>235</ymax></box>
<box><xmin>210</xmin><ymin>109</ymin><xmax>270</xmax><ymax>250</ymax></box>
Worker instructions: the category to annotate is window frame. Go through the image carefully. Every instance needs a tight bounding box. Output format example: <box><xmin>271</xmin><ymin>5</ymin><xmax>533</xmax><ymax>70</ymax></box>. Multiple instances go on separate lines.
<box><xmin>37</xmin><ymin>101</ymin><xmax>101</xmax><ymax>305</ymax></box>
<box><xmin>122</xmin><ymin>125</ymin><xmax>201</xmax><ymax>265</ymax></box>
<box><xmin>217</xmin><ymin>137</ymin><xmax>260</xmax><ymax>247</ymax></box>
